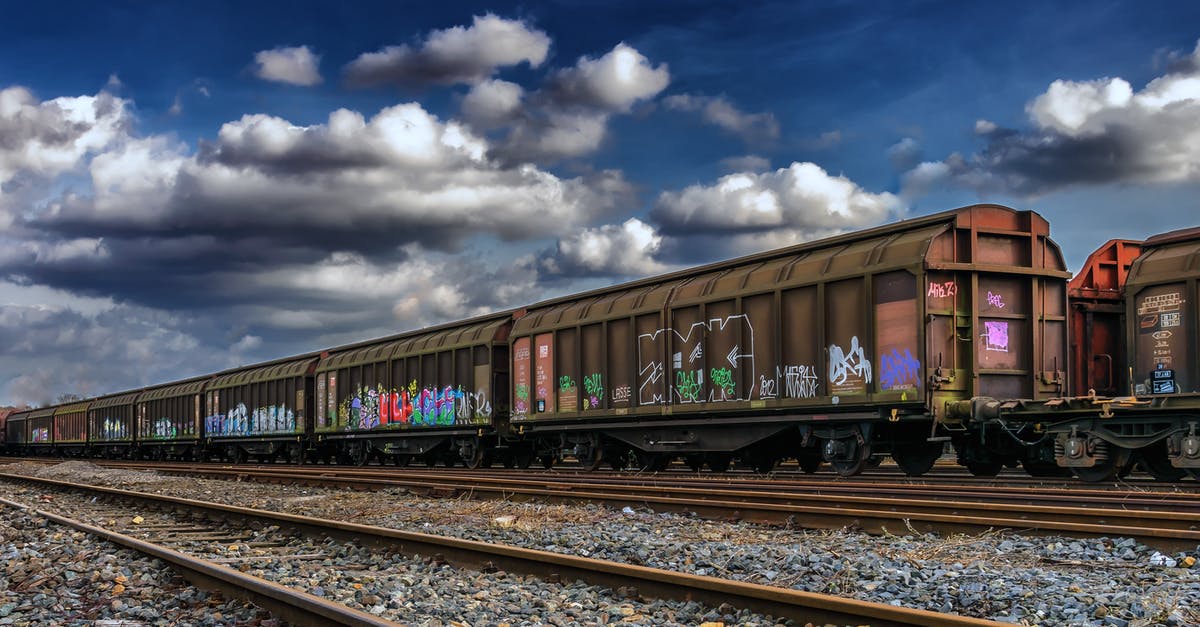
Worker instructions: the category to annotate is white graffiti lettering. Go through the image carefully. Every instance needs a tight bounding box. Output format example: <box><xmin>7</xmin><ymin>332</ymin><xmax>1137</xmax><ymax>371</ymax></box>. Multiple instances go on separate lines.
<box><xmin>783</xmin><ymin>364</ymin><xmax>820</xmax><ymax>399</ymax></box>
<box><xmin>829</xmin><ymin>336</ymin><xmax>872</xmax><ymax>389</ymax></box>
<box><xmin>637</xmin><ymin>315</ymin><xmax>756</xmax><ymax>405</ymax></box>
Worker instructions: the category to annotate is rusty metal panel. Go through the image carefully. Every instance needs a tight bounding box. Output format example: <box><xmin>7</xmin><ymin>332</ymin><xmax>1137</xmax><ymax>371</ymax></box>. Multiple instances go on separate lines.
<box><xmin>580</xmin><ymin>324</ymin><xmax>604</xmax><ymax>411</ymax></box>
<box><xmin>635</xmin><ymin>313</ymin><xmax>666</xmax><ymax>406</ymax></box>
<box><xmin>556</xmin><ymin>328</ymin><xmax>579</xmax><ymax>413</ymax></box>
<box><xmin>875</xmin><ymin>271</ymin><xmax>920</xmax><ymax>394</ymax></box>
<box><xmin>512</xmin><ymin>337</ymin><xmax>532</xmax><ymax>418</ymax></box>
<box><xmin>703</xmin><ymin>299</ymin><xmax>745</xmax><ymax>402</ymax></box>
<box><xmin>826</xmin><ymin>278</ymin><xmax>870</xmax><ymax>397</ymax></box>
<box><xmin>669</xmin><ymin>305</ymin><xmax>706</xmax><ymax>404</ymax></box>
<box><xmin>780</xmin><ymin>286</ymin><xmax>821</xmax><ymax>400</ymax></box>
<box><xmin>607</xmin><ymin>319</ymin><xmax>633</xmax><ymax>409</ymax></box>
<box><xmin>54</xmin><ymin>405</ymin><xmax>88</xmax><ymax>443</ymax></box>
<box><xmin>534</xmin><ymin>333</ymin><xmax>554</xmax><ymax>414</ymax></box>
<box><xmin>976</xmin><ymin>233</ymin><xmax>1029</xmax><ymax>265</ymax></box>
<box><xmin>976</xmin><ymin>276</ymin><xmax>1027</xmax><ymax>396</ymax></box>
<box><xmin>744</xmin><ymin>293</ymin><xmax>776</xmax><ymax>401</ymax></box>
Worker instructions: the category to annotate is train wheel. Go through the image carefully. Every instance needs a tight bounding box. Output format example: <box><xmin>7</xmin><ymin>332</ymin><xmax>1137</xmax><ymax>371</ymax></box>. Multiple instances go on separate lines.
<box><xmin>1186</xmin><ymin>469</ymin><xmax>1200</xmax><ymax>481</ymax></box>
<box><xmin>706</xmin><ymin>453</ymin><xmax>732</xmax><ymax>473</ymax></box>
<box><xmin>514</xmin><ymin>451</ymin><xmax>534</xmax><ymax>469</ymax></box>
<box><xmin>578</xmin><ymin>448</ymin><xmax>604</xmax><ymax>472</ymax></box>
<box><xmin>1138</xmin><ymin>441</ymin><xmax>1186</xmax><ymax>482</ymax></box>
<box><xmin>824</xmin><ymin>433</ymin><xmax>872</xmax><ymax>477</ymax></box>
<box><xmin>686</xmin><ymin>454</ymin><xmax>705</xmax><ymax>473</ymax></box>
<box><xmin>461</xmin><ymin>439</ymin><xmax>486</xmax><ymax>470</ymax></box>
<box><xmin>1070</xmin><ymin>446</ymin><xmax>1133</xmax><ymax>483</ymax></box>
<box><xmin>965</xmin><ymin>461</ymin><xmax>1002</xmax><ymax>477</ymax></box>
<box><xmin>893</xmin><ymin>441</ymin><xmax>943</xmax><ymax>477</ymax></box>
<box><xmin>539</xmin><ymin>455</ymin><xmax>557</xmax><ymax>470</ymax></box>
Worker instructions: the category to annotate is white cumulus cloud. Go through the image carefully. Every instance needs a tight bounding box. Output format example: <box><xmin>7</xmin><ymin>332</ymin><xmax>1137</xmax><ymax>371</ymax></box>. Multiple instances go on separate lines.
<box><xmin>252</xmin><ymin>45</ymin><xmax>323</xmax><ymax>86</ymax></box>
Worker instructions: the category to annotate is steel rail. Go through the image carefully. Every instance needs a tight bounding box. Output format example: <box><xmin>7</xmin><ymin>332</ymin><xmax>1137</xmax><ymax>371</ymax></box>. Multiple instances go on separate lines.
<box><xmin>0</xmin><ymin>472</ymin><xmax>1003</xmax><ymax>627</ymax></box>
<box><xmin>95</xmin><ymin>463</ymin><xmax>1200</xmax><ymax>550</ymax></box>
<box><xmin>0</xmin><ymin>495</ymin><xmax>398</xmax><ymax>627</ymax></box>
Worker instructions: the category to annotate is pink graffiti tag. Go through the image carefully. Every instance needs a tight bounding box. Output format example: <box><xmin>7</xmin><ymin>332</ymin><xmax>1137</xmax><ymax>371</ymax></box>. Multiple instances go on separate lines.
<box><xmin>982</xmin><ymin>321</ymin><xmax>1009</xmax><ymax>352</ymax></box>
<box><xmin>986</xmin><ymin>291</ymin><xmax>1005</xmax><ymax>308</ymax></box>
<box><xmin>927</xmin><ymin>281</ymin><xmax>957</xmax><ymax>298</ymax></box>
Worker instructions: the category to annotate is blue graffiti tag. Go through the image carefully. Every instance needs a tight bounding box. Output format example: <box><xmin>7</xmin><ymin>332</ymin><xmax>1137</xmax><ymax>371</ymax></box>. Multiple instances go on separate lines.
<box><xmin>879</xmin><ymin>348</ymin><xmax>920</xmax><ymax>390</ymax></box>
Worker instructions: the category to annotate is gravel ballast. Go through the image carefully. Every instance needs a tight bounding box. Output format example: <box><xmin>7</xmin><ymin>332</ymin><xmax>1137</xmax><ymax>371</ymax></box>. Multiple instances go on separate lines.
<box><xmin>0</xmin><ymin>498</ymin><xmax>278</xmax><ymax>626</ymax></box>
<box><xmin>4</xmin><ymin>461</ymin><xmax>1199</xmax><ymax>626</ymax></box>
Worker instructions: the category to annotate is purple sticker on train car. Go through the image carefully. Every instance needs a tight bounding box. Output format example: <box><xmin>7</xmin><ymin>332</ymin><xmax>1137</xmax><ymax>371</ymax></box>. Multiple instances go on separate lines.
<box><xmin>982</xmin><ymin>321</ymin><xmax>1009</xmax><ymax>352</ymax></box>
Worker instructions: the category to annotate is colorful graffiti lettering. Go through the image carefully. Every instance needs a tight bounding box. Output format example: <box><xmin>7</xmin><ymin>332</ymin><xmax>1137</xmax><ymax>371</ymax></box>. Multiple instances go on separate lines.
<box><xmin>927</xmin><ymin>281</ymin><xmax>957</xmax><ymax>298</ymax></box>
<box><xmin>152</xmin><ymin>418</ymin><xmax>177</xmax><ymax>439</ymax></box>
<box><xmin>675</xmin><ymin>370</ymin><xmax>703</xmax><ymax>403</ymax></box>
<box><xmin>31</xmin><ymin>427</ymin><xmax>49</xmax><ymax>442</ymax></box>
<box><xmin>879</xmin><ymin>348</ymin><xmax>921</xmax><ymax>390</ymax></box>
<box><xmin>982</xmin><ymin>321</ymin><xmax>1009</xmax><ymax>352</ymax></box>
<box><xmin>710</xmin><ymin>367</ymin><xmax>735</xmax><ymax>399</ymax></box>
<box><xmin>559</xmin><ymin>375</ymin><xmax>577</xmax><ymax>392</ymax></box>
<box><xmin>583</xmin><ymin>373</ymin><xmax>604</xmax><ymax>410</ymax></box>
<box><xmin>100</xmin><ymin>417</ymin><xmax>128</xmax><ymax>440</ymax></box>
<box><xmin>514</xmin><ymin>383</ymin><xmax>530</xmax><ymax>415</ymax></box>
<box><xmin>986</xmin><ymin>291</ymin><xmax>1005</xmax><ymax>309</ymax></box>
<box><xmin>783</xmin><ymin>364</ymin><xmax>820</xmax><ymax>399</ymax></box>
<box><xmin>205</xmin><ymin>402</ymin><xmax>295</xmax><ymax>437</ymax></box>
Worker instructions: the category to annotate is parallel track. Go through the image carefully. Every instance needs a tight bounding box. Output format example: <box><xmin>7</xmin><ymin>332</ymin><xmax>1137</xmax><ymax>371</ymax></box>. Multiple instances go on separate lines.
<box><xmin>8</xmin><ymin>458</ymin><xmax>1199</xmax><ymax>551</ymax></box>
<box><xmin>0</xmin><ymin>472</ymin><xmax>1003</xmax><ymax>627</ymax></box>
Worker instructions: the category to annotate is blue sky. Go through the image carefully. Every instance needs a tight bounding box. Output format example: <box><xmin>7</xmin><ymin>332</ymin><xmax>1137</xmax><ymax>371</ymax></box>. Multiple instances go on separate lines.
<box><xmin>2</xmin><ymin>0</ymin><xmax>1199</xmax><ymax>406</ymax></box>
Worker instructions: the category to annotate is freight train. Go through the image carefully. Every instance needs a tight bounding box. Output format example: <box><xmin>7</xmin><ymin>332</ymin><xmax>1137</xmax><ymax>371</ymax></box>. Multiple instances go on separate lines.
<box><xmin>4</xmin><ymin>204</ymin><xmax>1198</xmax><ymax>482</ymax></box>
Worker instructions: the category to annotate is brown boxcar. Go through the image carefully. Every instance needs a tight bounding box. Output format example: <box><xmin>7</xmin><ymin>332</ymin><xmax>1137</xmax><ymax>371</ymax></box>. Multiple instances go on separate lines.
<box><xmin>510</xmin><ymin>204</ymin><xmax>1070</xmax><ymax>476</ymax></box>
<box><xmin>27</xmin><ymin>406</ymin><xmax>54</xmax><ymax>453</ymax></box>
<box><xmin>5</xmin><ymin>409</ymin><xmax>29</xmax><ymax>454</ymax></box>
<box><xmin>312</xmin><ymin>312</ymin><xmax>512</xmax><ymax>466</ymax></box>
<box><xmin>53</xmin><ymin>401</ymin><xmax>91</xmax><ymax>456</ymax></box>
<box><xmin>88</xmin><ymin>391</ymin><xmax>140</xmax><ymax>456</ymax></box>
<box><xmin>138</xmin><ymin>378</ymin><xmax>209</xmax><ymax>460</ymax></box>
<box><xmin>204</xmin><ymin>358</ymin><xmax>316</xmax><ymax>463</ymax></box>
<box><xmin>1068</xmin><ymin>239</ymin><xmax>1142</xmax><ymax>397</ymax></box>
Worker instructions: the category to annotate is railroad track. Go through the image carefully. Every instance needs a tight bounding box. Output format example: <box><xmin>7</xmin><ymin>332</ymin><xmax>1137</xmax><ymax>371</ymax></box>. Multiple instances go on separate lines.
<box><xmin>7</xmin><ymin>458</ymin><xmax>1200</xmax><ymax>551</ymax></box>
<box><xmin>0</xmin><ymin>471</ymin><xmax>1003</xmax><ymax>627</ymax></box>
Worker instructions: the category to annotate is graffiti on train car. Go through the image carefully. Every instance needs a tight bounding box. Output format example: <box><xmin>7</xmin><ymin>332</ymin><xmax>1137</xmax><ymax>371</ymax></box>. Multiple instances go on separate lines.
<box><xmin>333</xmin><ymin>382</ymin><xmax>491</xmax><ymax>430</ymax></box>
<box><xmin>100</xmin><ymin>418</ymin><xmax>129</xmax><ymax>440</ymax></box>
<box><xmin>31</xmin><ymin>427</ymin><xmax>49</xmax><ymax>442</ymax></box>
<box><xmin>583</xmin><ymin>373</ymin><xmax>604</xmax><ymax>409</ymax></box>
<box><xmin>879</xmin><ymin>348</ymin><xmax>921</xmax><ymax>390</ymax></box>
<box><xmin>638</xmin><ymin>314</ymin><xmax>757</xmax><ymax>405</ymax></box>
<box><xmin>205</xmin><ymin>403</ymin><xmax>297</xmax><ymax>437</ymax></box>
<box><xmin>829</xmin><ymin>336</ymin><xmax>871</xmax><ymax>395</ymax></box>
<box><xmin>783</xmin><ymin>364</ymin><xmax>820</xmax><ymax>399</ymax></box>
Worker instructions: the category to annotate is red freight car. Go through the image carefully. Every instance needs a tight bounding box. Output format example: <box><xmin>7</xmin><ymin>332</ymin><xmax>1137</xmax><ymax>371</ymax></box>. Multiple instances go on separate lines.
<box><xmin>1068</xmin><ymin>239</ymin><xmax>1142</xmax><ymax>397</ymax></box>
